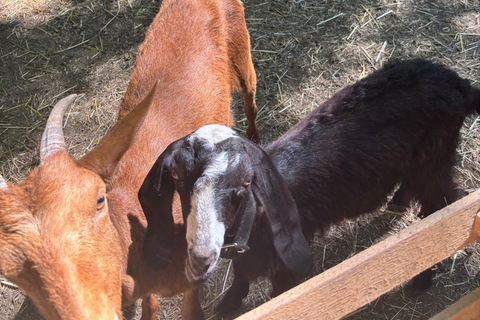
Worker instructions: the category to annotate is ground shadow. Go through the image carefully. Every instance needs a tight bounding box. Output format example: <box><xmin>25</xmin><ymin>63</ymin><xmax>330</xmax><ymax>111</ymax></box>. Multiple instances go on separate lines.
<box><xmin>1</xmin><ymin>0</ymin><xmax>480</xmax><ymax>319</ymax></box>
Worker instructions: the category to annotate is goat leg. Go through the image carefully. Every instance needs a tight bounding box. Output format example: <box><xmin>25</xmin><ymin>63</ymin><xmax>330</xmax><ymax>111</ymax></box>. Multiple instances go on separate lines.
<box><xmin>182</xmin><ymin>287</ymin><xmax>204</xmax><ymax>320</ymax></box>
<box><xmin>140</xmin><ymin>294</ymin><xmax>160</xmax><ymax>320</ymax></box>
<box><xmin>241</xmin><ymin>84</ymin><xmax>259</xmax><ymax>143</ymax></box>
<box><xmin>407</xmin><ymin>265</ymin><xmax>438</xmax><ymax>297</ymax></box>
<box><xmin>387</xmin><ymin>183</ymin><xmax>412</xmax><ymax>212</ymax></box>
<box><xmin>271</xmin><ymin>269</ymin><xmax>301</xmax><ymax>297</ymax></box>
<box><xmin>215</xmin><ymin>267</ymin><xmax>249</xmax><ymax>315</ymax></box>
<box><xmin>122</xmin><ymin>274</ymin><xmax>159</xmax><ymax>320</ymax></box>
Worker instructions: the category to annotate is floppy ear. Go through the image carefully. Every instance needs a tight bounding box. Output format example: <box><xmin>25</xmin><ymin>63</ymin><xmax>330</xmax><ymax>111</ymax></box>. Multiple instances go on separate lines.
<box><xmin>138</xmin><ymin>141</ymin><xmax>177</xmax><ymax>270</ymax></box>
<box><xmin>247</xmin><ymin>142</ymin><xmax>313</xmax><ymax>277</ymax></box>
<box><xmin>221</xmin><ymin>187</ymin><xmax>257</xmax><ymax>259</ymax></box>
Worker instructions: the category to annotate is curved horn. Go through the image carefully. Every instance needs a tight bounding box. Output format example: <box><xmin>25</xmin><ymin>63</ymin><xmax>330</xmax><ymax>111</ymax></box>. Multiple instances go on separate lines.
<box><xmin>40</xmin><ymin>94</ymin><xmax>78</xmax><ymax>164</ymax></box>
<box><xmin>0</xmin><ymin>174</ymin><xmax>7</xmax><ymax>190</ymax></box>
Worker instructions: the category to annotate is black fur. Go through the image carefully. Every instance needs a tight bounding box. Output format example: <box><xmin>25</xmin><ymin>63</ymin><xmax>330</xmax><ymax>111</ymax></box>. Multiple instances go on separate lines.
<box><xmin>268</xmin><ymin>59</ymin><xmax>480</xmax><ymax>240</ymax></box>
<box><xmin>139</xmin><ymin>136</ymin><xmax>212</xmax><ymax>270</ymax></box>
<box><xmin>139</xmin><ymin>133</ymin><xmax>313</xmax><ymax>278</ymax></box>
<box><xmin>140</xmin><ymin>59</ymin><xmax>480</xmax><ymax>313</ymax></box>
<box><xmin>217</xmin><ymin>59</ymin><xmax>480</xmax><ymax>313</ymax></box>
<box><xmin>138</xmin><ymin>142</ymin><xmax>177</xmax><ymax>270</ymax></box>
<box><xmin>245</xmin><ymin>142</ymin><xmax>313</xmax><ymax>277</ymax></box>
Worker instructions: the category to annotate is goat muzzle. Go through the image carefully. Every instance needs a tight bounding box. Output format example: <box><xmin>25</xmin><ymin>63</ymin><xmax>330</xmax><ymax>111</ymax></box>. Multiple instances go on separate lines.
<box><xmin>185</xmin><ymin>253</ymin><xmax>213</xmax><ymax>283</ymax></box>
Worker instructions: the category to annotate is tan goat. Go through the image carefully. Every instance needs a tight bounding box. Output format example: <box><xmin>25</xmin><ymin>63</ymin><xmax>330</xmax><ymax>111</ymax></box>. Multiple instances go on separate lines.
<box><xmin>0</xmin><ymin>0</ymin><xmax>258</xmax><ymax>319</ymax></box>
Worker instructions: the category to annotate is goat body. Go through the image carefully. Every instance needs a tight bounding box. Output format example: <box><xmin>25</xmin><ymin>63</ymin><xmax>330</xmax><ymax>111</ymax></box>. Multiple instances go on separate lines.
<box><xmin>139</xmin><ymin>59</ymin><xmax>480</xmax><ymax>314</ymax></box>
<box><xmin>268</xmin><ymin>59</ymin><xmax>479</xmax><ymax>239</ymax></box>
<box><xmin>0</xmin><ymin>0</ymin><xmax>258</xmax><ymax>319</ymax></box>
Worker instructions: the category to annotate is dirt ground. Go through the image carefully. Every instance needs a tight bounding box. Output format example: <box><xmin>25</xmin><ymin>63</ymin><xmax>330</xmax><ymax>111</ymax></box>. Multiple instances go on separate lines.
<box><xmin>1</xmin><ymin>0</ymin><xmax>480</xmax><ymax>319</ymax></box>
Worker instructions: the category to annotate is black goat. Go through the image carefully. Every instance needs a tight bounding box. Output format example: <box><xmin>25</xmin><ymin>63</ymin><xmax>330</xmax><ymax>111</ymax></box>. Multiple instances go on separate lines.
<box><xmin>138</xmin><ymin>59</ymin><xmax>480</xmax><ymax>314</ymax></box>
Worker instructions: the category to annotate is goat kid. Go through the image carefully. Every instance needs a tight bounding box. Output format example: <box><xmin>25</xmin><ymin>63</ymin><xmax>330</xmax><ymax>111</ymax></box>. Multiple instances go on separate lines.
<box><xmin>0</xmin><ymin>0</ymin><xmax>258</xmax><ymax>319</ymax></box>
<box><xmin>139</xmin><ymin>59</ymin><xmax>480</xmax><ymax>314</ymax></box>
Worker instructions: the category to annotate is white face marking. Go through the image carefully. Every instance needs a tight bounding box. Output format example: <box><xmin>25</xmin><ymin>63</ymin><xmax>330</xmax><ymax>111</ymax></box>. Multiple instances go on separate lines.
<box><xmin>186</xmin><ymin>151</ymin><xmax>229</xmax><ymax>274</ymax></box>
<box><xmin>188</xmin><ymin>124</ymin><xmax>237</xmax><ymax>149</ymax></box>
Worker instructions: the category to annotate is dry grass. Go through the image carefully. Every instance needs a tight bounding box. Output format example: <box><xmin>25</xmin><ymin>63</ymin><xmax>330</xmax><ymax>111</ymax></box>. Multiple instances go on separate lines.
<box><xmin>2</xmin><ymin>0</ymin><xmax>480</xmax><ymax>319</ymax></box>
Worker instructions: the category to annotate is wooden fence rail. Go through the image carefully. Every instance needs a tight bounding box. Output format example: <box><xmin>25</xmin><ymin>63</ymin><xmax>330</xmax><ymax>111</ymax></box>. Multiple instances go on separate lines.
<box><xmin>236</xmin><ymin>189</ymin><xmax>480</xmax><ymax>320</ymax></box>
<box><xmin>431</xmin><ymin>287</ymin><xmax>480</xmax><ymax>320</ymax></box>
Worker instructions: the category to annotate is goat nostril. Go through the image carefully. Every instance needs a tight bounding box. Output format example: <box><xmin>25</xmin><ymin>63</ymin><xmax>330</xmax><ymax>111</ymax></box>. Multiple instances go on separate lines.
<box><xmin>189</xmin><ymin>250</ymin><xmax>216</xmax><ymax>275</ymax></box>
<box><xmin>202</xmin><ymin>263</ymin><xmax>210</xmax><ymax>274</ymax></box>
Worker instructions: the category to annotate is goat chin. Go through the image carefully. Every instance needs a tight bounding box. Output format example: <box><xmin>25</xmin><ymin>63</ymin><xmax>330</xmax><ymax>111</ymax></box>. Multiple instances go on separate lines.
<box><xmin>185</xmin><ymin>263</ymin><xmax>209</xmax><ymax>284</ymax></box>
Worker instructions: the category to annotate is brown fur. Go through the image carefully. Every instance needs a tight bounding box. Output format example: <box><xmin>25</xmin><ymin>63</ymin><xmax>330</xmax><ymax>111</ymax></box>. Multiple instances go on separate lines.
<box><xmin>0</xmin><ymin>0</ymin><xmax>258</xmax><ymax>319</ymax></box>
<box><xmin>0</xmin><ymin>153</ymin><xmax>124</xmax><ymax>320</ymax></box>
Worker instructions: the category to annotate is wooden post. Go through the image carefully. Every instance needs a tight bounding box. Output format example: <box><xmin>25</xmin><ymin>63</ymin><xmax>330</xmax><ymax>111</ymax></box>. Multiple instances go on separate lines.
<box><xmin>428</xmin><ymin>213</ymin><xmax>480</xmax><ymax>320</ymax></box>
<box><xmin>430</xmin><ymin>287</ymin><xmax>480</xmax><ymax>320</ymax></box>
<box><xmin>236</xmin><ymin>190</ymin><xmax>480</xmax><ymax>320</ymax></box>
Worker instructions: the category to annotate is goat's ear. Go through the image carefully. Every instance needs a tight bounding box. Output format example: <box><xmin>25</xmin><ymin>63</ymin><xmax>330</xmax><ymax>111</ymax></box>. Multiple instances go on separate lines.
<box><xmin>77</xmin><ymin>80</ymin><xmax>159</xmax><ymax>181</ymax></box>
<box><xmin>138</xmin><ymin>141</ymin><xmax>177</xmax><ymax>270</ymax></box>
<box><xmin>247</xmin><ymin>143</ymin><xmax>313</xmax><ymax>278</ymax></box>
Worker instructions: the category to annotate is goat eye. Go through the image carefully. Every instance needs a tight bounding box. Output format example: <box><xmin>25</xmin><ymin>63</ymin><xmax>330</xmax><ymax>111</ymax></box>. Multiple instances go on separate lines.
<box><xmin>171</xmin><ymin>171</ymin><xmax>179</xmax><ymax>180</ymax></box>
<box><xmin>97</xmin><ymin>196</ymin><xmax>106</xmax><ymax>210</ymax></box>
<box><xmin>243</xmin><ymin>177</ymin><xmax>253</xmax><ymax>187</ymax></box>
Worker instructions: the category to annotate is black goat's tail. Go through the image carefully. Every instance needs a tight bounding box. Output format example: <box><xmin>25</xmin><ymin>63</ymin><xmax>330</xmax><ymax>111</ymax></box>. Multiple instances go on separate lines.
<box><xmin>469</xmin><ymin>87</ymin><xmax>480</xmax><ymax>115</ymax></box>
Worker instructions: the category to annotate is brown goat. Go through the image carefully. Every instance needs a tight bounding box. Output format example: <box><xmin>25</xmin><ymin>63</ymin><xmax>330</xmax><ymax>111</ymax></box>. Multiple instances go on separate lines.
<box><xmin>0</xmin><ymin>0</ymin><xmax>258</xmax><ymax>319</ymax></box>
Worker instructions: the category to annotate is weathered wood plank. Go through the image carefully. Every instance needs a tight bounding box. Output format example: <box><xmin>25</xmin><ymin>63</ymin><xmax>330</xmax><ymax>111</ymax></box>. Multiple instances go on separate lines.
<box><xmin>428</xmin><ymin>213</ymin><xmax>480</xmax><ymax>320</ymax></box>
<box><xmin>430</xmin><ymin>287</ymin><xmax>480</xmax><ymax>320</ymax></box>
<box><xmin>473</xmin><ymin>212</ymin><xmax>480</xmax><ymax>238</ymax></box>
<box><xmin>236</xmin><ymin>189</ymin><xmax>480</xmax><ymax>320</ymax></box>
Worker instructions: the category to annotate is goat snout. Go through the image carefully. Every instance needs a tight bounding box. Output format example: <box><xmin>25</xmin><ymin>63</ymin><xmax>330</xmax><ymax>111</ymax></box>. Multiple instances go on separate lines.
<box><xmin>186</xmin><ymin>248</ymin><xmax>217</xmax><ymax>283</ymax></box>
